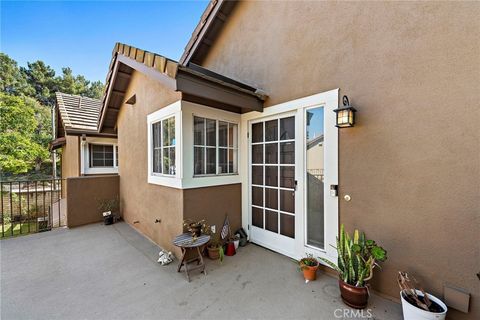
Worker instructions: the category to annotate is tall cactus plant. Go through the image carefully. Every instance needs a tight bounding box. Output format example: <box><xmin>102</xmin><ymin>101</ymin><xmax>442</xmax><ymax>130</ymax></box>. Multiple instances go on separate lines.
<box><xmin>320</xmin><ymin>224</ymin><xmax>387</xmax><ymax>287</ymax></box>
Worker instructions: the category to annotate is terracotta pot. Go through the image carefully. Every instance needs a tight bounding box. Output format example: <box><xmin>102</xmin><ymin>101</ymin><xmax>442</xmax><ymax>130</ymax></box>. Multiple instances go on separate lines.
<box><xmin>207</xmin><ymin>246</ymin><xmax>220</xmax><ymax>260</ymax></box>
<box><xmin>300</xmin><ymin>261</ymin><xmax>319</xmax><ymax>281</ymax></box>
<box><xmin>338</xmin><ymin>279</ymin><xmax>369</xmax><ymax>309</ymax></box>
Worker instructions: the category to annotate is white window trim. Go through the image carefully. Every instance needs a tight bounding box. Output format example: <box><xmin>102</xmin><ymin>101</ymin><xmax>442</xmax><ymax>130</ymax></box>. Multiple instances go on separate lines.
<box><xmin>147</xmin><ymin>101</ymin><xmax>182</xmax><ymax>189</ymax></box>
<box><xmin>81</xmin><ymin>137</ymin><xmax>118</xmax><ymax>175</ymax></box>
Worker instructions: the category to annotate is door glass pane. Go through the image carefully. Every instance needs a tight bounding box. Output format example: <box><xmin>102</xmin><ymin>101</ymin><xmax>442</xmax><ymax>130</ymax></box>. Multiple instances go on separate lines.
<box><xmin>280</xmin><ymin>214</ymin><xmax>295</xmax><ymax>238</ymax></box>
<box><xmin>280</xmin><ymin>190</ymin><xmax>295</xmax><ymax>214</ymax></box>
<box><xmin>252</xmin><ymin>122</ymin><xmax>263</xmax><ymax>143</ymax></box>
<box><xmin>265</xmin><ymin>120</ymin><xmax>278</xmax><ymax>141</ymax></box>
<box><xmin>280</xmin><ymin>116</ymin><xmax>295</xmax><ymax>140</ymax></box>
<box><xmin>252</xmin><ymin>166</ymin><xmax>263</xmax><ymax>185</ymax></box>
<box><xmin>265</xmin><ymin>166</ymin><xmax>278</xmax><ymax>187</ymax></box>
<box><xmin>228</xmin><ymin>123</ymin><xmax>237</xmax><ymax>148</ymax></box>
<box><xmin>265</xmin><ymin>143</ymin><xmax>278</xmax><ymax>164</ymax></box>
<box><xmin>280</xmin><ymin>142</ymin><xmax>295</xmax><ymax>164</ymax></box>
<box><xmin>252</xmin><ymin>187</ymin><xmax>263</xmax><ymax>206</ymax></box>
<box><xmin>280</xmin><ymin>167</ymin><xmax>295</xmax><ymax>188</ymax></box>
<box><xmin>306</xmin><ymin>107</ymin><xmax>325</xmax><ymax>249</ymax></box>
<box><xmin>252</xmin><ymin>145</ymin><xmax>263</xmax><ymax>164</ymax></box>
<box><xmin>265</xmin><ymin>210</ymin><xmax>278</xmax><ymax>233</ymax></box>
<box><xmin>265</xmin><ymin>188</ymin><xmax>278</xmax><ymax>210</ymax></box>
<box><xmin>252</xmin><ymin>207</ymin><xmax>263</xmax><ymax>228</ymax></box>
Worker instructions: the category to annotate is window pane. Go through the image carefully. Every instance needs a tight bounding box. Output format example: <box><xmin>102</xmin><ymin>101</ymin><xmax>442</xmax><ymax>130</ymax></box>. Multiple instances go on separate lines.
<box><xmin>169</xmin><ymin>117</ymin><xmax>175</xmax><ymax>146</ymax></box>
<box><xmin>280</xmin><ymin>190</ymin><xmax>295</xmax><ymax>213</ymax></box>
<box><xmin>92</xmin><ymin>145</ymin><xmax>104</xmax><ymax>153</ymax></box>
<box><xmin>229</xmin><ymin>123</ymin><xmax>238</xmax><ymax>148</ymax></box>
<box><xmin>252</xmin><ymin>187</ymin><xmax>263</xmax><ymax>206</ymax></box>
<box><xmin>252</xmin><ymin>122</ymin><xmax>263</xmax><ymax>143</ymax></box>
<box><xmin>219</xmin><ymin>148</ymin><xmax>227</xmax><ymax>174</ymax></box>
<box><xmin>93</xmin><ymin>159</ymin><xmax>104</xmax><ymax>167</ymax></box>
<box><xmin>280</xmin><ymin>116</ymin><xmax>295</xmax><ymax>140</ymax></box>
<box><xmin>265</xmin><ymin>119</ymin><xmax>278</xmax><ymax>141</ymax></box>
<box><xmin>265</xmin><ymin>143</ymin><xmax>278</xmax><ymax>164</ymax></box>
<box><xmin>206</xmin><ymin>147</ymin><xmax>216</xmax><ymax>174</ymax></box>
<box><xmin>228</xmin><ymin>148</ymin><xmax>237</xmax><ymax>173</ymax></box>
<box><xmin>104</xmin><ymin>157</ymin><xmax>114</xmax><ymax>167</ymax></box>
<box><xmin>280</xmin><ymin>214</ymin><xmax>295</xmax><ymax>238</ymax></box>
<box><xmin>194</xmin><ymin>147</ymin><xmax>205</xmax><ymax>175</ymax></box>
<box><xmin>162</xmin><ymin>148</ymin><xmax>170</xmax><ymax>174</ymax></box>
<box><xmin>115</xmin><ymin>146</ymin><xmax>118</xmax><ymax>167</ymax></box>
<box><xmin>153</xmin><ymin>122</ymin><xmax>161</xmax><ymax>148</ymax></box>
<box><xmin>219</xmin><ymin>121</ymin><xmax>228</xmax><ymax>147</ymax></box>
<box><xmin>206</xmin><ymin>119</ymin><xmax>216</xmax><ymax>146</ymax></box>
<box><xmin>194</xmin><ymin>117</ymin><xmax>205</xmax><ymax>145</ymax></box>
<box><xmin>153</xmin><ymin>149</ymin><xmax>161</xmax><ymax>173</ymax></box>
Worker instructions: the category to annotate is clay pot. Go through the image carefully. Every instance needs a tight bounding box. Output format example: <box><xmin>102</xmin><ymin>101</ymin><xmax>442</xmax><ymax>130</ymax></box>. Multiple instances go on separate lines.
<box><xmin>300</xmin><ymin>261</ymin><xmax>319</xmax><ymax>281</ymax></box>
<box><xmin>207</xmin><ymin>246</ymin><xmax>220</xmax><ymax>260</ymax></box>
<box><xmin>338</xmin><ymin>279</ymin><xmax>369</xmax><ymax>309</ymax></box>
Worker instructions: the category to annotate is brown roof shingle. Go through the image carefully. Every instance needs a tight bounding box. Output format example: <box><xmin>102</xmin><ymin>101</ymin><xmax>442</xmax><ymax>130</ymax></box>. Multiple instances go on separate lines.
<box><xmin>55</xmin><ymin>92</ymin><xmax>102</xmax><ymax>133</ymax></box>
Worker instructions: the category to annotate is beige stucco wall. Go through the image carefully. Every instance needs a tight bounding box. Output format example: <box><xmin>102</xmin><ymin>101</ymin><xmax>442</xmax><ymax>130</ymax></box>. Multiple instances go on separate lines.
<box><xmin>201</xmin><ymin>1</ymin><xmax>480</xmax><ymax>318</ymax></box>
<box><xmin>66</xmin><ymin>175</ymin><xmax>119</xmax><ymax>227</ymax></box>
<box><xmin>61</xmin><ymin>135</ymin><xmax>80</xmax><ymax>196</ymax></box>
<box><xmin>117</xmin><ymin>71</ymin><xmax>184</xmax><ymax>254</ymax></box>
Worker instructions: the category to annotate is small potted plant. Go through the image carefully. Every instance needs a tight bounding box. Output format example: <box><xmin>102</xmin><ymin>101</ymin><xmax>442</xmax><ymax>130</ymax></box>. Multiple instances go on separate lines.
<box><xmin>207</xmin><ymin>234</ymin><xmax>224</xmax><ymax>261</ymax></box>
<box><xmin>299</xmin><ymin>254</ymin><xmax>319</xmax><ymax>281</ymax></box>
<box><xmin>183</xmin><ymin>219</ymin><xmax>208</xmax><ymax>237</ymax></box>
<box><xmin>398</xmin><ymin>272</ymin><xmax>447</xmax><ymax>319</ymax></box>
<box><xmin>320</xmin><ymin>224</ymin><xmax>387</xmax><ymax>309</ymax></box>
<box><xmin>98</xmin><ymin>197</ymin><xmax>119</xmax><ymax>225</ymax></box>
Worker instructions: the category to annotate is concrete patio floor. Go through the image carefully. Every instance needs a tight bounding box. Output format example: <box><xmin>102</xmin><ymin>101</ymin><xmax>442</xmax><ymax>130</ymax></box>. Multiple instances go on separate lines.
<box><xmin>1</xmin><ymin>222</ymin><xmax>403</xmax><ymax>320</ymax></box>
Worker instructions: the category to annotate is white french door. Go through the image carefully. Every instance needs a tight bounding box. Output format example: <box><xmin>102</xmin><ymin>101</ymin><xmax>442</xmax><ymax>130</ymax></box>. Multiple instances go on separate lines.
<box><xmin>248</xmin><ymin>112</ymin><xmax>299</xmax><ymax>257</ymax></box>
<box><xmin>243</xmin><ymin>90</ymin><xmax>339</xmax><ymax>261</ymax></box>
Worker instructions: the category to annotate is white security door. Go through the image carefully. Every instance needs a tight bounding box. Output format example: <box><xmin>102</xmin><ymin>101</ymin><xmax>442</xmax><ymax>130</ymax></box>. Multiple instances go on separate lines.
<box><xmin>249</xmin><ymin>114</ymin><xmax>298</xmax><ymax>257</ymax></box>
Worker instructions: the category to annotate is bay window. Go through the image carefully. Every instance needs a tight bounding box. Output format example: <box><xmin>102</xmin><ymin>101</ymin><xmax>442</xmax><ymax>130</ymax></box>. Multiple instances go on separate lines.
<box><xmin>194</xmin><ymin>116</ymin><xmax>238</xmax><ymax>176</ymax></box>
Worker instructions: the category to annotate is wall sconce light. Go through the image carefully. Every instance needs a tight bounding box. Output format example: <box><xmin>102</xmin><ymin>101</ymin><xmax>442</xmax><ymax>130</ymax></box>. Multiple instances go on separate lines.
<box><xmin>333</xmin><ymin>95</ymin><xmax>356</xmax><ymax>128</ymax></box>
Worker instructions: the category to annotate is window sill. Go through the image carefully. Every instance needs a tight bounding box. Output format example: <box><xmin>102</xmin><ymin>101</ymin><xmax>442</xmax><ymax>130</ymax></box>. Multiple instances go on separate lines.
<box><xmin>148</xmin><ymin>174</ymin><xmax>241</xmax><ymax>189</ymax></box>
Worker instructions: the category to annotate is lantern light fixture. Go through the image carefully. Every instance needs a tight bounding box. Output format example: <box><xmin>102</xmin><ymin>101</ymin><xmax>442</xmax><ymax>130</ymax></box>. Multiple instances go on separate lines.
<box><xmin>333</xmin><ymin>95</ymin><xmax>356</xmax><ymax>128</ymax></box>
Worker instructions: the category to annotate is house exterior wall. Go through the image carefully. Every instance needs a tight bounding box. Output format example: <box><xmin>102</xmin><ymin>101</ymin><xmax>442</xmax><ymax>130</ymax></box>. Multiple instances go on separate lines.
<box><xmin>61</xmin><ymin>134</ymin><xmax>80</xmax><ymax>196</ymax></box>
<box><xmin>66</xmin><ymin>175</ymin><xmax>119</xmax><ymax>227</ymax></box>
<box><xmin>200</xmin><ymin>1</ymin><xmax>480</xmax><ymax>318</ymax></box>
<box><xmin>117</xmin><ymin>70</ymin><xmax>184</xmax><ymax>254</ymax></box>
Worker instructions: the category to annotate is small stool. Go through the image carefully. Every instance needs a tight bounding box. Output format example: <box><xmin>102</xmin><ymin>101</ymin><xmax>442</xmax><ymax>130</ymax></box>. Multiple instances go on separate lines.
<box><xmin>172</xmin><ymin>233</ymin><xmax>210</xmax><ymax>282</ymax></box>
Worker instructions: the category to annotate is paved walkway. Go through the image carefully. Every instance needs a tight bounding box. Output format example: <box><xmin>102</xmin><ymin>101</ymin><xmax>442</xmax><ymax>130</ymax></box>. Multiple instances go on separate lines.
<box><xmin>1</xmin><ymin>222</ymin><xmax>403</xmax><ymax>319</ymax></box>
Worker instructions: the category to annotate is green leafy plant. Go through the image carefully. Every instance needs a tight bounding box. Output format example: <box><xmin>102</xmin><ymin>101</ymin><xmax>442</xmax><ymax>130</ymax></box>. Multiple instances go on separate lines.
<box><xmin>320</xmin><ymin>224</ymin><xmax>387</xmax><ymax>287</ymax></box>
<box><xmin>97</xmin><ymin>197</ymin><xmax>119</xmax><ymax>214</ymax></box>
<box><xmin>299</xmin><ymin>254</ymin><xmax>319</xmax><ymax>269</ymax></box>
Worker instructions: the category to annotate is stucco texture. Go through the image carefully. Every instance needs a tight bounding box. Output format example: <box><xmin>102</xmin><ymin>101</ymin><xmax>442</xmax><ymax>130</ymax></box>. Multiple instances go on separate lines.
<box><xmin>200</xmin><ymin>1</ymin><xmax>480</xmax><ymax>319</ymax></box>
<box><xmin>117</xmin><ymin>71</ymin><xmax>184</xmax><ymax>254</ymax></box>
<box><xmin>60</xmin><ymin>135</ymin><xmax>80</xmax><ymax>196</ymax></box>
<box><xmin>66</xmin><ymin>175</ymin><xmax>119</xmax><ymax>227</ymax></box>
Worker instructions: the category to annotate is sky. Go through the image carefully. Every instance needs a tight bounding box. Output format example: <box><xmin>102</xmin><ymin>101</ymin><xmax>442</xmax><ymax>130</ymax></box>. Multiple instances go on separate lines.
<box><xmin>1</xmin><ymin>1</ymin><xmax>209</xmax><ymax>82</ymax></box>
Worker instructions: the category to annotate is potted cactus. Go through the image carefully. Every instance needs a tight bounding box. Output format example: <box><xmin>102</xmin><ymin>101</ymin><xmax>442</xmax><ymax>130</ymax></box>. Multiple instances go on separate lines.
<box><xmin>320</xmin><ymin>224</ymin><xmax>387</xmax><ymax>309</ymax></box>
<box><xmin>299</xmin><ymin>254</ymin><xmax>319</xmax><ymax>281</ymax></box>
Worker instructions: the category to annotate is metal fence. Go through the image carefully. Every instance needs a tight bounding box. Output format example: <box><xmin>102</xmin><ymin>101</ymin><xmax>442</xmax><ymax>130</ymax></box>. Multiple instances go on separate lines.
<box><xmin>0</xmin><ymin>179</ymin><xmax>65</xmax><ymax>238</ymax></box>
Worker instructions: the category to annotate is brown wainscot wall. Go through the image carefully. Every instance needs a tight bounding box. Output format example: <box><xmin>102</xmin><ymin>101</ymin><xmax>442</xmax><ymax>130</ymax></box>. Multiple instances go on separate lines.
<box><xmin>183</xmin><ymin>184</ymin><xmax>242</xmax><ymax>239</ymax></box>
<box><xmin>66</xmin><ymin>175</ymin><xmax>119</xmax><ymax>228</ymax></box>
<box><xmin>199</xmin><ymin>1</ymin><xmax>480</xmax><ymax>319</ymax></box>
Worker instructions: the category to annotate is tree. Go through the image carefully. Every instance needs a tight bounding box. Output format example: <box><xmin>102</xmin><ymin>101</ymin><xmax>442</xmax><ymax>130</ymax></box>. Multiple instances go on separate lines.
<box><xmin>21</xmin><ymin>60</ymin><xmax>57</xmax><ymax>106</ymax></box>
<box><xmin>0</xmin><ymin>53</ymin><xmax>34</xmax><ymax>96</ymax></box>
<box><xmin>0</xmin><ymin>93</ymin><xmax>49</xmax><ymax>174</ymax></box>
